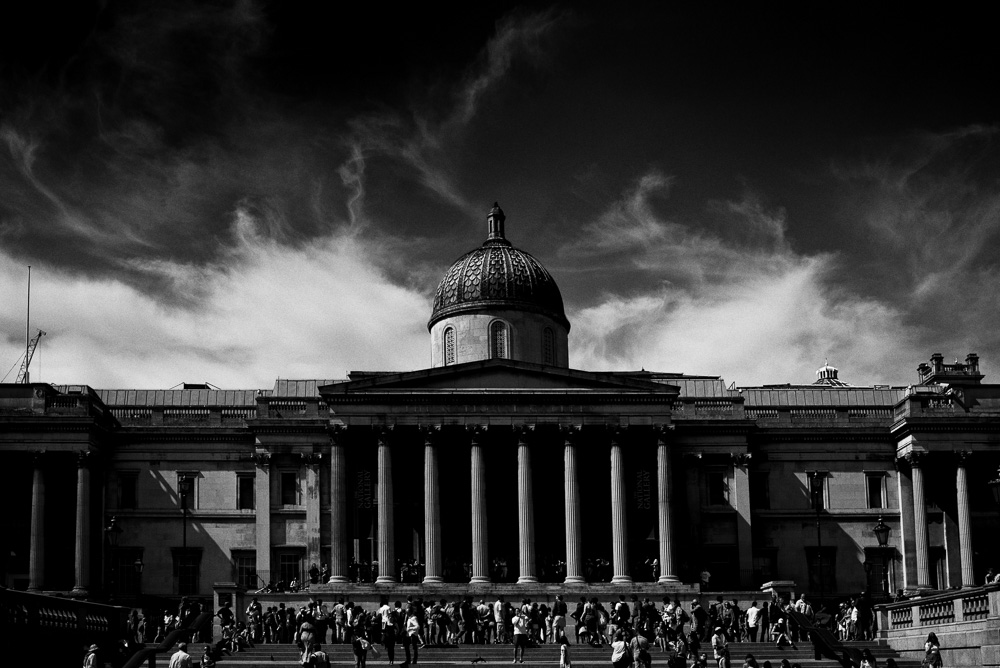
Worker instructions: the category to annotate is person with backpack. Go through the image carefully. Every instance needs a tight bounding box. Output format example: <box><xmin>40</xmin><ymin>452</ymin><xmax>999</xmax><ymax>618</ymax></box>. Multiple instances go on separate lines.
<box><xmin>611</xmin><ymin>631</ymin><xmax>634</xmax><ymax>668</ymax></box>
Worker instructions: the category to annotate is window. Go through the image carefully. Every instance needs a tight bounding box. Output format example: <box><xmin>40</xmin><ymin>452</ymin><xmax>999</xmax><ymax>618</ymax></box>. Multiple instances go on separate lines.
<box><xmin>118</xmin><ymin>472</ymin><xmax>138</xmax><ymax>509</ymax></box>
<box><xmin>808</xmin><ymin>472</ymin><xmax>827</xmax><ymax>510</ymax></box>
<box><xmin>866</xmin><ymin>473</ymin><xmax>885</xmax><ymax>509</ymax></box>
<box><xmin>444</xmin><ymin>327</ymin><xmax>456</xmax><ymax>365</ymax></box>
<box><xmin>490</xmin><ymin>321</ymin><xmax>508</xmax><ymax>359</ymax></box>
<box><xmin>281</xmin><ymin>471</ymin><xmax>298</xmax><ymax>506</ymax></box>
<box><xmin>277</xmin><ymin>552</ymin><xmax>302</xmax><ymax>585</ymax></box>
<box><xmin>237</xmin><ymin>473</ymin><xmax>255</xmax><ymax>510</ymax></box>
<box><xmin>706</xmin><ymin>469</ymin><xmax>728</xmax><ymax>506</ymax></box>
<box><xmin>543</xmin><ymin>328</ymin><xmax>554</xmax><ymax>365</ymax></box>
<box><xmin>178</xmin><ymin>473</ymin><xmax>197</xmax><ymax>509</ymax></box>
<box><xmin>806</xmin><ymin>546</ymin><xmax>836</xmax><ymax>592</ymax></box>
<box><xmin>232</xmin><ymin>550</ymin><xmax>257</xmax><ymax>590</ymax></box>
<box><xmin>172</xmin><ymin>548</ymin><xmax>202</xmax><ymax>595</ymax></box>
<box><xmin>110</xmin><ymin>548</ymin><xmax>143</xmax><ymax>595</ymax></box>
<box><xmin>750</xmin><ymin>471</ymin><xmax>770</xmax><ymax>510</ymax></box>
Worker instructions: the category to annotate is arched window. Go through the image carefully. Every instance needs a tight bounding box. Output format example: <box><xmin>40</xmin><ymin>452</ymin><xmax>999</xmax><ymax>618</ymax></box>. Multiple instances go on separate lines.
<box><xmin>543</xmin><ymin>327</ymin><xmax>554</xmax><ymax>365</ymax></box>
<box><xmin>490</xmin><ymin>321</ymin><xmax>508</xmax><ymax>359</ymax></box>
<box><xmin>444</xmin><ymin>327</ymin><xmax>455</xmax><ymax>364</ymax></box>
<box><xmin>444</xmin><ymin>327</ymin><xmax>456</xmax><ymax>365</ymax></box>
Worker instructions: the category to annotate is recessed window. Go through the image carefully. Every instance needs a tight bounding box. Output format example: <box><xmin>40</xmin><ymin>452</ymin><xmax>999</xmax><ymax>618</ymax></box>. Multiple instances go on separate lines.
<box><xmin>490</xmin><ymin>321</ymin><xmax>508</xmax><ymax>359</ymax></box>
<box><xmin>706</xmin><ymin>469</ymin><xmax>728</xmax><ymax>506</ymax></box>
<box><xmin>237</xmin><ymin>473</ymin><xmax>255</xmax><ymax>510</ymax></box>
<box><xmin>806</xmin><ymin>546</ymin><xmax>836</xmax><ymax>592</ymax></box>
<box><xmin>173</xmin><ymin>548</ymin><xmax>202</xmax><ymax>595</ymax></box>
<box><xmin>444</xmin><ymin>327</ymin><xmax>456</xmax><ymax>365</ymax></box>
<box><xmin>281</xmin><ymin>471</ymin><xmax>298</xmax><ymax>506</ymax></box>
<box><xmin>232</xmin><ymin>550</ymin><xmax>257</xmax><ymax>590</ymax></box>
<box><xmin>750</xmin><ymin>471</ymin><xmax>770</xmax><ymax>510</ymax></box>
<box><xmin>118</xmin><ymin>471</ymin><xmax>138</xmax><ymax>509</ymax></box>
<box><xmin>809</xmin><ymin>472</ymin><xmax>827</xmax><ymax>510</ymax></box>
<box><xmin>543</xmin><ymin>328</ymin><xmax>554</xmax><ymax>365</ymax></box>
<box><xmin>866</xmin><ymin>473</ymin><xmax>885</xmax><ymax>509</ymax></box>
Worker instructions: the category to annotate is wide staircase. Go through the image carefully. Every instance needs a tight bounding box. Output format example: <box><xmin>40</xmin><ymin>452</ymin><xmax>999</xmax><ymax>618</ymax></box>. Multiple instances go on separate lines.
<box><xmin>192</xmin><ymin>640</ymin><xmax>918</xmax><ymax>667</ymax></box>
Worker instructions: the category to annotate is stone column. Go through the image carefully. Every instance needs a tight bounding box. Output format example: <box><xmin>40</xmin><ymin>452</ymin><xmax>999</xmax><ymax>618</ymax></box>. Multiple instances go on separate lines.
<box><xmin>655</xmin><ymin>427</ymin><xmax>679</xmax><ymax>583</ymax></box>
<box><xmin>376</xmin><ymin>429</ymin><xmax>396</xmax><ymax>583</ymax></box>
<box><xmin>610</xmin><ymin>431</ymin><xmax>632</xmax><ymax>584</ymax></box>
<box><xmin>254</xmin><ymin>453</ymin><xmax>272</xmax><ymax>586</ymax></box>
<box><xmin>303</xmin><ymin>453</ymin><xmax>323</xmax><ymax>579</ymax></box>
<box><xmin>956</xmin><ymin>452</ymin><xmax>976</xmax><ymax>587</ymax></box>
<box><xmin>517</xmin><ymin>427</ymin><xmax>538</xmax><ymax>584</ymax></box>
<box><xmin>72</xmin><ymin>452</ymin><xmax>92</xmax><ymax>595</ymax></box>
<box><xmin>896</xmin><ymin>458</ymin><xmax>918</xmax><ymax>592</ymax></box>
<box><xmin>732</xmin><ymin>452</ymin><xmax>754</xmax><ymax>583</ymax></box>
<box><xmin>909</xmin><ymin>452</ymin><xmax>932</xmax><ymax>589</ymax></box>
<box><xmin>423</xmin><ymin>427</ymin><xmax>443</xmax><ymax>584</ymax></box>
<box><xmin>28</xmin><ymin>452</ymin><xmax>45</xmax><ymax>593</ymax></box>
<box><xmin>563</xmin><ymin>427</ymin><xmax>585</xmax><ymax>584</ymax></box>
<box><xmin>470</xmin><ymin>426</ymin><xmax>490</xmax><ymax>583</ymax></box>
<box><xmin>328</xmin><ymin>431</ymin><xmax>349</xmax><ymax>583</ymax></box>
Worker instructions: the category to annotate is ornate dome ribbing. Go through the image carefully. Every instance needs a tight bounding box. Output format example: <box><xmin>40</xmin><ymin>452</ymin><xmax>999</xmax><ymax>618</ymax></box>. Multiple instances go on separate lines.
<box><xmin>428</xmin><ymin>204</ymin><xmax>570</xmax><ymax>331</ymax></box>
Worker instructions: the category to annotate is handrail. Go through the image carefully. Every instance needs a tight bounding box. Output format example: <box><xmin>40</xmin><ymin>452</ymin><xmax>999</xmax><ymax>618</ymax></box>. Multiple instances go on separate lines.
<box><xmin>785</xmin><ymin>608</ymin><xmax>860</xmax><ymax>668</ymax></box>
<box><xmin>122</xmin><ymin>611</ymin><xmax>213</xmax><ymax>668</ymax></box>
<box><xmin>874</xmin><ymin>581</ymin><xmax>1000</xmax><ymax>611</ymax></box>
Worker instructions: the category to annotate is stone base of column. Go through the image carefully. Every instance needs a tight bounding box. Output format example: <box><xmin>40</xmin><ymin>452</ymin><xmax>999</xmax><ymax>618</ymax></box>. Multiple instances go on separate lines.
<box><xmin>375</xmin><ymin>576</ymin><xmax>397</xmax><ymax>585</ymax></box>
<box><xmin>422</xmin><ymin>576</ymin><xmax>444</xmax><ymax>585</ymax></box>
<box><xmin>611</xmin><ymin>575</ymin><xmax>633</xmax><ymax>584</ymax></box>
<box><xmin>470</xmin><ymin>576</ymin><xmax>491</xmax><ymax>584</ymax></box>
<box><xmin>563</xmin><ymin>576</ymin><xmax>586</xmax><ymax>584</ymax></box>
<box><xmin>658</xmin><ymin>575</ymin><xmax>681</xmax><ymax>584</ymax></box>
<box><xmin>327</xmin><ymin>576</ymin><xmax>349</xmax><ymax>584</ymax></box>
<box><xmin>517</xmin><ymin>575</ymin><xmax>539</xmax><ymax>584</ymax></box>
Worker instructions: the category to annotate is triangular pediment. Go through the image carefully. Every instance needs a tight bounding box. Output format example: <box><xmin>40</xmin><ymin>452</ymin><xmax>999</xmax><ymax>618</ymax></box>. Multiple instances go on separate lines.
<box><xmin>320</xmin><ymin>359</ymin><xmax>679</xmax><ymax>395</ymax></box>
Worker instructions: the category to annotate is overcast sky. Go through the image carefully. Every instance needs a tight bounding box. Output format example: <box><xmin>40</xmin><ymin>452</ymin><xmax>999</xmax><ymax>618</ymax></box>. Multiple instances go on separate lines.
<box><xmin>1</xmin><ymin>2</ymin><xmax>998</xmax><ymax>389</ymax></box>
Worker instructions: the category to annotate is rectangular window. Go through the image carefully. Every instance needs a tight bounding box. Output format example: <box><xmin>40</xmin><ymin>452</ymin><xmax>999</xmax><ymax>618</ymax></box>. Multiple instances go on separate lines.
<box><xmin>110</xmin><ymin>548</ymin><xmax>143</xmax><ymax>595</ymax></box>
<box><xmin>866</xmin><ymin>473</ymin><xmax>884</xmax><ymax>509</ymax></box>
<box><xmin>808</xmin><ymin>472</ymin><xmax>827</xmax><ymax>510</ymax></box>
<box><xmin>281</xmin><ymin>471</ymin><xmax>298</xmax><ymax>506</ymax></box>
<box><xmin>237</xmin><ymin>473</ymin><xmax>255</xmax><ymax>510</ymax></box>
<box><xmin>173</xmin><ymin>549</ymin><xmax>202</xmax><ymax>595</ymax></box>
<box><xmin>178</xmin><ymin>473</ymin><xmax>197</xmax><ymax>509</ymax></box>
<box><xmin>232</xmin><ymin>550</ymin><xmax>257</xmax><ymax>590</ymax></box>
<box><xmin>750</xmin><ymin>471</ymin><xmax>770</xmax><ymax>510</ymax></box>
<box><xmin>806</xmin><ymin>546</ymin><xmax>836</xmax><ymax>593</ymax></box>
<box><xmin>706</xmin><ymin>469</ymin><xmax>728</xmax><ymax>506</ymax></box>
<box><xmin>118</xmin><ymin>472</ymin><xmax>138</xmax><ymax>509</ymax></box>
<box><xmin>277</xmin><ymin>552</ymin><xmax>302</xmax><ymax>585</ymax></box>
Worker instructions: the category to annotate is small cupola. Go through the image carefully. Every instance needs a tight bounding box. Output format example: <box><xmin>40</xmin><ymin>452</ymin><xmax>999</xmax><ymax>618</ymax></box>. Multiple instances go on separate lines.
<box><xmin>813</xmin><ymin>361</ymin><xmax>849</xmax><ymax>386</ymax></box>
<box><xmin>487</xmin><ymin>202</ymin><xmax>506</xmax><ymax>241</ymax></box>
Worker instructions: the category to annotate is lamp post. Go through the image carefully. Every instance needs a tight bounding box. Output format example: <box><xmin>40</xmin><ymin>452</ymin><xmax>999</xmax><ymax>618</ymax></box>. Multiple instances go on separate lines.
<box><xmin>810</xmin><ymin>471</ymin><xmax>824</xmax><ymax>601</ymax></box>
<box><xmin>134</xmin><ymin>556</ymin><xmax>144</xmax><ymax>596</ymax></box>
<box><xmin>104</xmin><ymin>516</ymin><xmax>122</xmax><ymax>599</ymax></box>
<box><xmin>872</xmin><ymin>515</ymin><xmax>891</xmax><ymax>596</ymax></box>
<box><xmin>989</xmin><ymin>467</ymin><xmax>1000</xmax><ymax>555</ymax></box>
<box><xmin>179</xmin><ymin>476</ymin><xmax>194</xmax><ymax>551</ymax></box>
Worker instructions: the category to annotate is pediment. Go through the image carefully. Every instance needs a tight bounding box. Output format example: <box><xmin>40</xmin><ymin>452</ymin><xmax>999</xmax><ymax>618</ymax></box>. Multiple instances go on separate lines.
<box><xmin>320</xmin><ymin>359</ymin><xmax>679</xmax><ymax>395</ymax></box>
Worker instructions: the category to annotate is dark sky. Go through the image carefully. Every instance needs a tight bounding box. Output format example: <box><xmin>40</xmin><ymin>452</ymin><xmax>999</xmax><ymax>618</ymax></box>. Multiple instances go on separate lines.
<box><xmin>2</xmin><ymin>1</ymin><xmax>998</xmax><ymax>387</ymax></box>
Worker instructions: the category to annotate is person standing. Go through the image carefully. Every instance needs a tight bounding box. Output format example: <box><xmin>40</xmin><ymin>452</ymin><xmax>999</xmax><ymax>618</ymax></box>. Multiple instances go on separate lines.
<box><xmin>405</xmin><ymin>610</ymin><xmax>421</xmax><ymax>664</ymax></box>
<box><xmin>923</xmin><ymin>632</ymin><xmax>942</xmax><ymax>668</ymax></box>
<box><xmin>745</xmin><ymin>602</ymin><xmax>760</xmax><ymax>643</ymax></box>
<box><xmin>552</xmin><ymin>595</ymin><xmax>568</xmax><ymax>643</ymax></box>
<box><xmin>512</xmin><ymin>609</ymin><xmax>529</xmax><ymax>663</ymax></box>
<box><xmin>82</xmin><ymin>644</ymin><xmax>99</xmax><ymax>668</ymax></box>
<box><xmin>711</xmin><ymin>627</ymin><xmax>729</xmax><ymax>668</ymax></box>
<box><xmin>168</xmin><ymin>642</ymin><xmax>192</xmax><ymax>668</ymax></box>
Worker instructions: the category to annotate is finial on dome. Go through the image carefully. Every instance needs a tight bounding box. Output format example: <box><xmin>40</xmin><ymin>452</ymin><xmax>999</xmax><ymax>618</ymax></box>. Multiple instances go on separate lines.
<box><xmin>487</xmin><ymin>202</ymin><xmax>506</xmax><ymax>240</ymax></box>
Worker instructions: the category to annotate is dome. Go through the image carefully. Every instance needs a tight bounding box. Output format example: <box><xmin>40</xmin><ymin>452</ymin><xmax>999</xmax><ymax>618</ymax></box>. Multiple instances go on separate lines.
<box><xmin>428</xmin><ymin>204</ymin><xmax>570</xmax><ymax>331</ymax></box>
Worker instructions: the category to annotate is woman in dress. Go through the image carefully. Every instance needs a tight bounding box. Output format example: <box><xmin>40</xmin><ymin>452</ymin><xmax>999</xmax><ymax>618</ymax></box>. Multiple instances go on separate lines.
<box><xmin>923</xmin><ymin>633</ymin><xmax>942</xmax><ymax>668</ymax></box>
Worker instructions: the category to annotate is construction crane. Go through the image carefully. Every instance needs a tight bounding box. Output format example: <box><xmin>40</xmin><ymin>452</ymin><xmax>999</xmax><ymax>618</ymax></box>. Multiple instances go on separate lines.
<box><xmin>16</xmin><ymin>329</ymin><xmax>46</xmax><ymax>384</ymax></box>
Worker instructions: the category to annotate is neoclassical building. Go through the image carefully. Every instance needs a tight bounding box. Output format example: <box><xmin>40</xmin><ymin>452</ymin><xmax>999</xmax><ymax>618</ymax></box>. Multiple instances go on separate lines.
<box><xmin>2</xmin><ymin>204</ymin><xmax>999</xmax><ymax>605</ymax></box>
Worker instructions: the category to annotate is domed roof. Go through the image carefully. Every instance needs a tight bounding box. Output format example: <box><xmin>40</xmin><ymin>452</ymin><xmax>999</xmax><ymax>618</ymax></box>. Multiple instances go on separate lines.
<box><xmin>429</xmin><ymin>204</ymin><xmax>570</xmax><ymax>330</ymax></box>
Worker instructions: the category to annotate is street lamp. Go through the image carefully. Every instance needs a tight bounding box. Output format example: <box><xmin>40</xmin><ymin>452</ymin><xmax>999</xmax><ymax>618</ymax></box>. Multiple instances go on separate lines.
<box><xmin>872</xmin><ymin>515</ymin><xmax>891</xmax><ymax>596</ymax></box>
<box><xmin>104</xmin><ymin>516</ymin><xmax>122</xmax><ymax>598</ymax></box>
<box><xmin>134</xmin><ymin>556</ymin><xmax>144</xmax><ymax>596</ymax></box>
<box><xmin>810</xmin><ymin>471</ymin><xmax>825</xmax><ymax>601</ymax></box>
<box><xmin>179</xmin><ymin>476</ymin><xmax>194</xmax><ymax>551</ymax></box>
<box><xmin>989</xmin><ymin>466</ymin><xmax>1000</xmax><ymax>509</ymax></box>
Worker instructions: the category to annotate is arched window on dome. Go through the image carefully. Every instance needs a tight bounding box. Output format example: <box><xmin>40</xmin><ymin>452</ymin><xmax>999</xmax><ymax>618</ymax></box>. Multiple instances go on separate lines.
<box><xmin>444</xmin><ymin>327</ymin><xmax>456</xmax><ymax>365</ymax></box>
<box><xmin>543</xmin><ymin>327</ymin><xmax>554</xmax><ymax>365</ymax></box>
<box><xmin>490</xmin><ymin>321</ymin><xmax>508</xmax><ymax>359</ymax></box>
